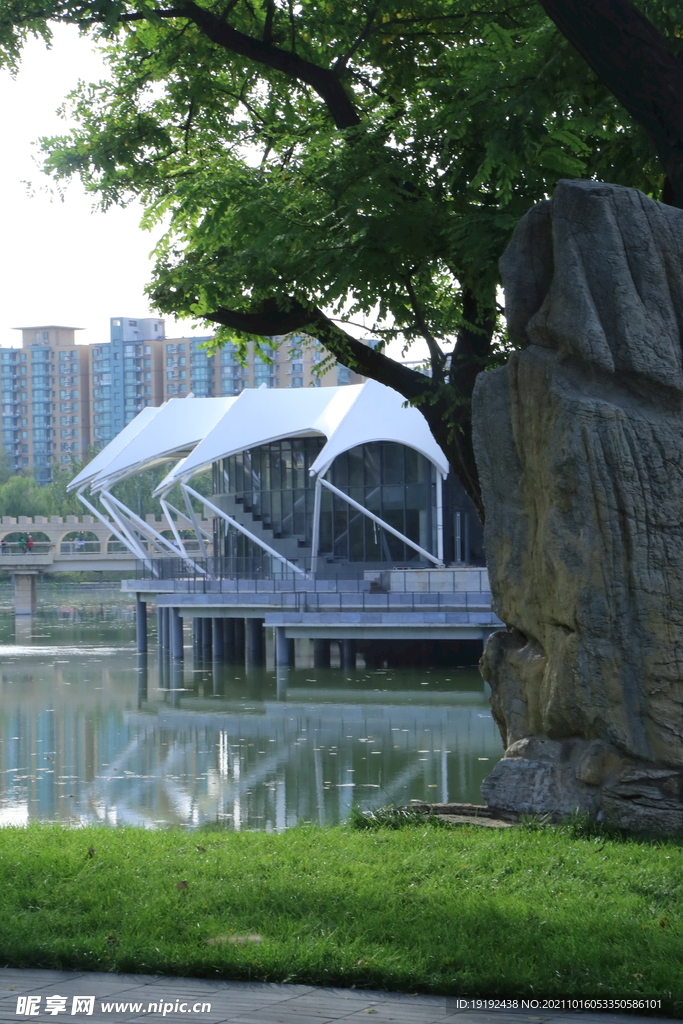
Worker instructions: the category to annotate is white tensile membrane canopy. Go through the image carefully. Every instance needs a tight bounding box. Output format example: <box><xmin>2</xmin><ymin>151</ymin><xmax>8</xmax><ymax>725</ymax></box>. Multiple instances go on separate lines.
<box><xmin>67</xmin><ymin>404</ymin><xmax>162</xmax><ymax>493</ymax></box>
<box><xmin>76</xmin><ymin>396</ymin><xmax>237</xmax><ymax>494</ymax></box>
<box><xmin>67</xmin><ymin>395</ymin><xmax>236</xmax><ymax>570</ymax></box>
<box><xmin>154</xmin><ymin>379</ymin><xmax>449</xmax><ymax>495</ymax></box>
<box><xmin>68</xmin><ymin>381</ymin><xmax>449</xmax><ymax>573</ymax></box>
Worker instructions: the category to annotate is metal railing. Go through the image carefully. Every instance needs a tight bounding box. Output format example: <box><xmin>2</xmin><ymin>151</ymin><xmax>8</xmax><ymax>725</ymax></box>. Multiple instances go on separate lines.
<box><xmin>133</xmin><ymin>557</ymin><xmax>493</xmax><ymax>607</ymax></box>
<box><xmin>134</xmin><ymin>555</ymin><xmax>439</xmax><ymax>584</ymax></box>
<box><xmin>0</xmin><ymin>541</ymin><xmax>53</xmax><ymax>555</ymax></box>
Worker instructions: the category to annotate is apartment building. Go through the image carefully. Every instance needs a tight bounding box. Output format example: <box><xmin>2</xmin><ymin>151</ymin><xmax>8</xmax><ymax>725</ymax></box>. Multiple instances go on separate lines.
<box><xmin>162</xmin><ymin>332</ymin><xmax>362</xmax><ymax>401</ymax></box>
<box><xmin>90</xmin><ymin>317</ymin><xmax>167</xmax><ymax>445</ymax></box>
<box><xmin>0</xmin><ymin>318</ymin><xmax>365</xmax><ymax>481</ymax></box>
<box><xmin>1</xmin><ymin>326</ymin><xmax>90</xmax><ymax>483</ymax></box>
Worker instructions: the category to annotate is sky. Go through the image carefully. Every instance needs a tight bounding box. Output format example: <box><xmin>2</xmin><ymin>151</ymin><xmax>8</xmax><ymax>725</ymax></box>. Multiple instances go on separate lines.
<box><xmin>0</xmin><ymin>24</ymin><xmax>189</xmax><ymax>349</ymax></box>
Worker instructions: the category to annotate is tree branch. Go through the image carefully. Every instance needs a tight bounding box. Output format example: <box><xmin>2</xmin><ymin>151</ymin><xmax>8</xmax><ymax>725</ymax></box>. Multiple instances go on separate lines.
<box><xmin>102</xmin><ymin>1</ymin><xmax>361</xmax><ymax>129</ymax></box>
<box><xmin>537</xmin><ymin>0</ymin><xmax>683</xmax><ymax>206</ymax></box>
<box><xmin>333</xmin><ymin>0</ymin><xmax>382</xmax><ymax>77</ymax></box>
<box><xmin>205</xmin><ymin>302</ymin><xmax>435</xmax><ymax>402</ymax></box>
<box><xmin>404</xmin><ymin>277</ymin><xmax>445</xmax><ymax>383</ymax></box>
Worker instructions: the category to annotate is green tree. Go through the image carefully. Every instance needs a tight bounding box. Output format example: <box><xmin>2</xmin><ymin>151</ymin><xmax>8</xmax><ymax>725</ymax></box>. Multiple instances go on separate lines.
<box><xmin>0</xmin><ymin>447</ymin><xmax>15</xmax><ymax>486</ymax></box>
<box><xmin>0</xmin><ymin>475</ymin><xmax>50</xmax><ymax>518</ymax></box>
<box><xmin>2</xmin><ymin>0</ymin><xmax>680</xmax><ymax>517</ymax></box>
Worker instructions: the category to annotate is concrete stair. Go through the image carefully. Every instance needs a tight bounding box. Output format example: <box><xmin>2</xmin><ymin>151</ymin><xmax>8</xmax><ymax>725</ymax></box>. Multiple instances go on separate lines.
<box><xmin>214</xmin><ymin>493</ymin><xmax>312</xmax><ymax>567</ymax></box>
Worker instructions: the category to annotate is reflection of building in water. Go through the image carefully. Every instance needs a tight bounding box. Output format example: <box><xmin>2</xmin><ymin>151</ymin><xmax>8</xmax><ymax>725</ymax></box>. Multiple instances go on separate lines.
<box><xmin>0</xmin><ymin>660</ymin><xmax>501</xmax><ymax>829</ymax></box>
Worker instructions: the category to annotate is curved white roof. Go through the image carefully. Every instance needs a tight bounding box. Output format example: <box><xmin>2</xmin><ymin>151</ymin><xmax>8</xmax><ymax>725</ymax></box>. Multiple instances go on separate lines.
<box><xmin>156</xmin><ymin>380</ymin><xmax>448</xmax><ymax>494</ymax></box>
<box><xmin>309</xmin><ymin>379</ymin><xmax>449</xmax><ymax>478</ymax></box>
<box><xmin>82</xmin><ymin>396</ymin><xmax>236</xmax><ymax>493</ymax></box>
<box><xmin>71</xmin><ymin>382</ymin><xmax>449</xmax><ymax>497</ymax></box>
<box><xmin>157</xmin><ymin>385</ymin><xmax>362</xmax><ymax>492</ymax></box>
<box><xmin>68</xmin><ymin>405</ymin><xmax>162</xmax><ymax>492</ymax></box>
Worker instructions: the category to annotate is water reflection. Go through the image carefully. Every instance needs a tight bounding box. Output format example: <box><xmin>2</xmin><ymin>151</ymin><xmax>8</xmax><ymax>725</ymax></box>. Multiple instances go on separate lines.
<box><xmin>0</xmin><ymin>586</ymin><xmax>502</xmax><ymax>830</ymax></box>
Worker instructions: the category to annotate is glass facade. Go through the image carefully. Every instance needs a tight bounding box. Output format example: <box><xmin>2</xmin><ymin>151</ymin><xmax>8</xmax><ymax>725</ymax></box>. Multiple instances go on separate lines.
<box><xmin>213</xmin><ymin>439</ymin><xmax>436</xmax><ymax>568</ymax></box>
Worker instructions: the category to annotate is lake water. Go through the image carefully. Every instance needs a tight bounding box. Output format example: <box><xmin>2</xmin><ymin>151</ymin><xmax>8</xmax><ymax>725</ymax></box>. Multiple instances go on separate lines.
<box><xmin>0</xmin><ymin>584</ymin><xmax>502</xmax><ymax>830</ymax></box>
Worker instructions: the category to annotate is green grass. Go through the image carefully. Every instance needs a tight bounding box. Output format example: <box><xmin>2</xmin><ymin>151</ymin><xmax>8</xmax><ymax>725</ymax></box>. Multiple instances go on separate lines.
<box><xmin>0</xmin><ymin>819</ymin><xmax>681</xmax><ymax>1014</ymax></box>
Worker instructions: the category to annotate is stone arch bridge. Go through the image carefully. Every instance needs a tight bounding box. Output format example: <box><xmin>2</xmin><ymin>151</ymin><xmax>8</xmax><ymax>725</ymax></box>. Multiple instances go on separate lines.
<box><xmin>0</xmin><ymin>513</ymin><xmax>212</xmax><ymax>613</ymax></box>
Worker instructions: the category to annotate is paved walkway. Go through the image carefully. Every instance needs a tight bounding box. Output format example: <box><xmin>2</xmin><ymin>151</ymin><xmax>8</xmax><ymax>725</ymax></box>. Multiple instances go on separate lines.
<box><xmin>0</xmin><ymin>969</ymin><xmax>674</xmax><ymax>1024</ymax></box>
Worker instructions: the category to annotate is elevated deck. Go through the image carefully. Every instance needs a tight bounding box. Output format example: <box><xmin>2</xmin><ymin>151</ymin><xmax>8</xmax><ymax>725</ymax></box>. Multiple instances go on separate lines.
<box><xmin>124</xmin><ymin>567</ymin><xmax>502</xmax><ymax>644</ymax></box>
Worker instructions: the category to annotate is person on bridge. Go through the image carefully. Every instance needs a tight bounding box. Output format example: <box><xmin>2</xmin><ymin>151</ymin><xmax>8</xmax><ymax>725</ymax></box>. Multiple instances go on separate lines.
<box><xmin>27</xmin><ymin>535</ymin><xmax>33</xmax><ymax>553</ymax></box>
<box><xmin>1</xmin><ymin>539</ymin><xmax>6</xmax><ymax>555</ymax></box>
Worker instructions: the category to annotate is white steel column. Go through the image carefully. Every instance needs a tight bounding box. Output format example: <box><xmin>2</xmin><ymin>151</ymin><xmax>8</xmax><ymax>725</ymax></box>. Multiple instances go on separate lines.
<box><xmin>435</xmin><ymin>471</ymin><xmax>444</xmax><ymax>566</ymax></box>
<box><xmin>309</xmin><ymin>474</ymin><xmax>323</xmax><ymax>579</ymax></box>
<box><xmin>100</xmin><ymin>490</ymin><xmax>184</xmax><ymax>558</ymax></box>
<box><xmin>159</xmin><ymin>498</ymin><xmax>188</xmax><ymax>556</ymax></box>
<box><xmin>319</xmin><ymin>478</ymin><xmax>442</xmax><ymax>566</ymax></box>
<box><xmin>182</xmin><ymin>484</ymin><xmax>306</xmax><ymax>577</ymax></box>
<box><xmin>76</xmin><ymin>489</ymin><xmax>132</xmax><ymax>553</ymax></box>
<box><xmin>98</xmin><ymin>493</ymin><xmax>148</xmax><ymax>561</ymax></box>
<box><xmin>181</xmin><ymin>485</ymin><xmax>210</xmax><ymax>560</ymax></box>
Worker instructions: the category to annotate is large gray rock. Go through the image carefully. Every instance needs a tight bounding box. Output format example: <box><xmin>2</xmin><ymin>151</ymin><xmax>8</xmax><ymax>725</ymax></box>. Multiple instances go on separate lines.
<box><xmin>472</xmin><ymin>179</ymin><xmax>683</xmax><ymax>833</ymax></box>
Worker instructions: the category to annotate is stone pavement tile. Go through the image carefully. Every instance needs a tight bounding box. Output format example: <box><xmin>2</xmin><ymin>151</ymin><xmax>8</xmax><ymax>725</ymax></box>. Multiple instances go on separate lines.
<box><xmin>558</xmin><ymin>1016</ymin><xmax>667</xmax><ymax>1024</ymax></box>
<box><xmin>209</xmin><ymin>1007</ymin><xmax>342</xmax><ymax>1022</ymax></box>
<box><xmin>341</xmin><ymin>1007</ymin><xmax>449</xmax><ymax>1023</ymax></box>
<box><xmin>439</xmin><ymin>1013</ymin><xmax>564</xmax><ymax>1024</ymax></box>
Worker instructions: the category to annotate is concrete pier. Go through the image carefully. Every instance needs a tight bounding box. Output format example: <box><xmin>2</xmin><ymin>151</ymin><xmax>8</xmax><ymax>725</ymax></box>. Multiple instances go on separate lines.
<box><xmin>222</xmin><ymin>618</ymin><xmax>235</xmax><ymax>663</ymax></box>
<box><xmin>212</xmin><ymin>618</ymin><xmax>225</xmax><ymax>662</ymax></box>
<box><xmin>233</xmin><ymin>618</ymin><xmax>245</xmax><ymax>665</ymax></box>
<box><xmin>275</xmin><ymin>626</ymin><xmax>290</xmax><ymax>667</ymax></box>
<box><xmin>171</xmin><ymin>607</ymin><xmax>184</xmax><ymax>659</ymax></box>
<box><xmin>136</xmin><ymin>594</ymin><xmax>148</xmax><ymax>654</ymax></box>
<box><xmin>313</xmin><ymin>639</ymin><xmax>331</xmax><ymax>668</ymax></box>
<box><xmin>192</xmin><ymin>617</ymin><xmax>201</xmax><ymax>664</ymax></box>
<box><xmin>201</xmin><ymin>617</ymin><xmax>213</xmax><ymax>662</ymax></box>
<box><xmin>245</xmin><ymin>617</ymin><xmax>265</xmax><ymax>668</ymax></box>
<box><xmin>13</xmin><ymin>572</ymin><xmax>37</xmax><ymax>616</ymax></box>
<box><xmin>341</xmin><ymin>638</ymin><xmax>357</xmax><ymax>671</ymax></box>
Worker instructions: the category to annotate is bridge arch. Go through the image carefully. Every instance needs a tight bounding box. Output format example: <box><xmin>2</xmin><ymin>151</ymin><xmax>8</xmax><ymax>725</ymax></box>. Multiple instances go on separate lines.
<box><xmin>59</xmin><ymin>531</ymin><xmax>101</xmax><ymax>554</ymax></box>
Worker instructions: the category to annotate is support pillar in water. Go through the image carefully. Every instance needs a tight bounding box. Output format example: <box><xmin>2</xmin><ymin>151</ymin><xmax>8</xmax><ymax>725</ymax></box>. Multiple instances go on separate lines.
<box><xmin>212</xmin><ymin>618</ymin><xmax>225</xmax><ymax>662</ymax></box>
<box><xmin>233</xmin><ymin>618</ymin><xmax>246</xmax><ymax>665</ymax></box>
<box><xmin>222</xmin><ymin>618</ymin><xmax>236</xmax><ymax>663</ymax></box>
<box><xmin>341</xmin><ymin>638</ymin><xmax>357</xmax><ymax>671</ymax></box>
<box><xmin>313</xmin><ymin>639</ymin><xmax>330</xmax><ymax>669</ymax></box>
<box><xmin>245</xmin><ymin>617</ymin><xmax>265</xmax><ymax>668</ymax></box>
<box><xmin>136</xmin><ymin>594</ymin><xmax>148</xmax><ymax>654</ymax></box>
<box><xmin>275</xmin><ymin>626</ymin><xmax>290</xmax><ymax>667</ymax></box>
<box><xmin>171</xmin><ymin>607</ymin><xmax>184</xmax><ymax>660</ymax></box>
<box><xmin>201</xmin><ymin>617</ymin><xmax>213</xmax><ymax>663</ymax></box>
<box><xmin>13</xmin><ymin>572</ymin><xmax>37</xmax><ymax>616</ymax></box>
<box><xmin>192</xmin><ymin>617</ymin><xmax>201</xmax><ymax>665</ymax></box>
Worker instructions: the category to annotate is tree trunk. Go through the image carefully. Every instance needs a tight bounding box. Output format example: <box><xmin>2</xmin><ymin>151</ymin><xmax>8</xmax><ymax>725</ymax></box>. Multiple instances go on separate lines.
<box><xmin>538</xmin><ymin>0</ymin><xmax>683</xmax><ymax>207</ymax></box>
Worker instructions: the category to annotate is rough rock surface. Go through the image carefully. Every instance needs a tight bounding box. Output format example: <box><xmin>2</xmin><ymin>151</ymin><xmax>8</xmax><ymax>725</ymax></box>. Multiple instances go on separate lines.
<box><xmin>472</xmin><ymin>179</ymin><xmax>683</xmax><ymax>833</ymax></box>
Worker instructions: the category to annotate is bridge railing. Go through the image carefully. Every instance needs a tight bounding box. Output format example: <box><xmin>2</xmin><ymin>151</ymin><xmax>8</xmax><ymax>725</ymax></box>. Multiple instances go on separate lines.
<box><xmin>0</xmin><ymin>541</ymin><xmax>53</xmax><ymax>555</ymax></box>
<box><xmin>59</xmin><ymin>541</ymin><xmax>102</xmax><ymax>554</ymax></box>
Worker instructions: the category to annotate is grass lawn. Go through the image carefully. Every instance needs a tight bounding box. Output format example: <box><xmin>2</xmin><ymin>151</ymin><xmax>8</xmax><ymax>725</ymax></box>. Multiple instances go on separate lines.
<box><xmin>0</xmin><ymin>816</ymin><xmax>680</xmax><ymax>1015</ymax></box>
